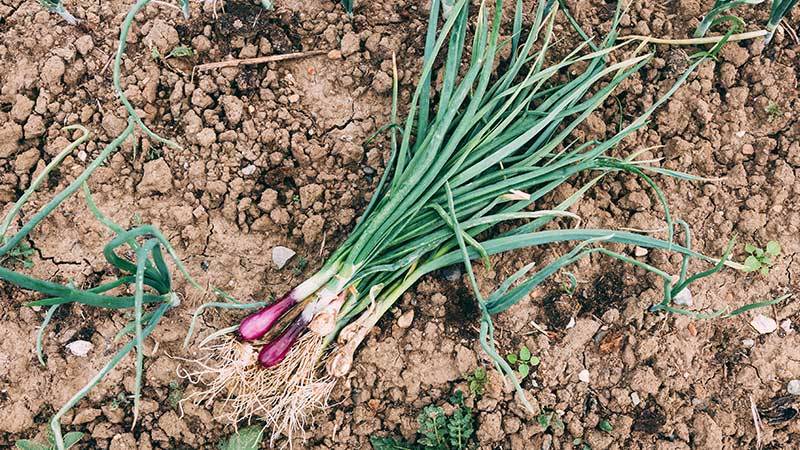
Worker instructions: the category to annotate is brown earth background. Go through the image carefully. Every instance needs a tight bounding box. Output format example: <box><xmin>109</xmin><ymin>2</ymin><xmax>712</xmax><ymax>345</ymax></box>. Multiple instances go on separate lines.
<box><xmin>0</xmin><ymin>0</ymin><xmax>799</xmax><ymax>448</ymax></box>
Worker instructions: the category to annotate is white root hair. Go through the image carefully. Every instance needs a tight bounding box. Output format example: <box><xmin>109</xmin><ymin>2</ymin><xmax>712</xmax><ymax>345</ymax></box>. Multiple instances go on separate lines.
<box><xmin>177</xmin><ymin>333</ymin><xmax>335</xmax><ymax>445</ymax></box>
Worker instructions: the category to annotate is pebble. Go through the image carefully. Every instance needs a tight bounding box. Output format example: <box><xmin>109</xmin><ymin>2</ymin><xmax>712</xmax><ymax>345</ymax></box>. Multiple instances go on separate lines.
<box><xmin>788</xmin><ymin>380</ymin><xmax>800</xmax><ymax>395</ymax></box>
<box><xmin>742</xmin><ymin>338</ymin><xmax>755</xmax><ymax>348</ymax></box>
<box><xmin>241</xmin><ymin>164</ymin><xmax>257</xmax><ymax>176</ymax></box>
<box><xmin>397</xmin><ymin>310</ymin><xmax>414</xmax><ymax>328</ymax></box>
<box><xmin>673</xmin><ymin>287</ymin><xmax>693</xmax><ymax>306</ymax></box>
<box><xmin>272</xmin><ymin>246</ymin><xmax>296</xmax><ymax>269</ymax></box>
<box><xmin>578</xmin><ymin>369</ymin><xmax>591</xmax><ymax>383</ymax></box>
<box><xmin>443</xmin><ymin>266</ymin><xmax>461</xmax><ymax>281</ymax></box>
<box><xmin>751</xmin><ymin>314</ymin><xmax>778</xmax><ymax>334</ymax></box>
<box><xmin>565</xmin><ymin>317</ymin><xmax>576</xmax><ymax>329</ymax></box>
<box><xmin>630</xmin><ymin>392</ymin><xmax>641</xmax><ymax>406</ymax></box>
<box><xmin>634</xmin><ymin>246</ymin><xmax>648</xmax><ymax>257</ymax></box>
<box><xmin>66</xmin><ymin>340</ymin><xmax>94</xmax><ymax>357</ymax></box>
<box><xmin>781</xmin><ymin>319</ymin><xmax>793</xmax><ymax>333</ymax></box>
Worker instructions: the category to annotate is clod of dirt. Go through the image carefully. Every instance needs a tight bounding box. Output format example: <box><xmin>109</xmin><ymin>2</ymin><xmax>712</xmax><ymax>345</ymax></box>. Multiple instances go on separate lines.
<box><xmin>138</xmin><ymin>158</ymin><xmax>174</xmax><ymax>195</ymax></box>
<box><xmin>0</xmin><ymin>122</ymin><xmax>22</xmax><ymax>158</ymax></box>
<box><xmin>759</xmin><ymin>396</ymin><xmax>800</xmax><ymax>425</ymax></box>
<box><xmin>340</xmin><ymin>32</ymin><xmax>360</xmax><ymax>57</ymax></box>
<box><xmin>631</xmin><ymin>402</ymin><xmax>667</xmax><ymax>433</ymax></box>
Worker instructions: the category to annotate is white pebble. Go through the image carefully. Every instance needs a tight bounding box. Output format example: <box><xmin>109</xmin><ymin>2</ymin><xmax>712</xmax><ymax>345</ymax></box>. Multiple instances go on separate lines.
<box><xmin>66</xmin><ymin>340</ymin><xmax>93</xmax><ymax>357</ymax></box>
<box><xmin>578</xmin><ymin>369</ymin><xmax>590</xmax><ymax>383</ymax></box>
<box><xmin>634</xmin><ymin>246</ymin><xmax>648</xmax><ymax>257</ymax></box>
<box><xmin>630</xmin><ymin>392</ymin><xmax>641</xmax><ymax>406</ymax></box>
<box><xmin>241</xmin><ymin>164</ymin><xmax>257</xmax><ymax>176</ymax></box>
<box><xmin>77</xmin><ymin>150</ymin><xmax>87</xmax><ymax>162</ymax></box>
<box><xmin>397</xmin><ymin>310</ymin><xmax>414</xmax><ymax>328</ymax></box>
<box><xmin>565</xmin><ymin>317</ymin><xmax>576</xmax><ymax>329</ymax></box>
<box><xmin>271</xmin><ymin>246</ymin><xmax>296</xmax><ymax>269</ymax></box>
<box><xmin>673</xmin><ymin>288</ymin><xmax>693</xmax><ymax>306</ymax></box>
<box><xmin>781</xmin><ymin>319</ymin><xmax>793</xmax><ymax>334</ymax></box>
<box><xmin>751</xmin><ymin>314</ymin><xmax>778</xmax><ymax>335</ymax></box>
<box><xmin>742</xmin><ymin>338</ymin><xmax>755</xmax><ymax>348</ymax></box>
<box><xmin>788</xmin><ymin>380</ymin><xmax>800</xmax><ymax>395</ymax></box>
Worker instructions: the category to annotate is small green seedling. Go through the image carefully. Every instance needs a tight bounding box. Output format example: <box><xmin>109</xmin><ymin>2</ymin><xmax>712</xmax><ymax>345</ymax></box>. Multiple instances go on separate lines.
<box><xmin>149</xmin><ymin>45</ymin><xmax>161</xmax><ymax>61</ymax></box>
<box><xmin>765</xmin><ymin>102</ymin><xmax>782</xmax><ymax>121</ymax></box>
<box><xmin>467</xmin><ymin>367</ymin><xmax>487</xmax><ymax>397</ymax></box>
<box><xmin>167</xmin><ymin>45</ymin><xmax>194</xmax><ymax>59</ymax></box>
<box><xmin>218</xmin><ymin>425</ymin><xmax>263</xmax><ymax>450</ymax></box>
<box><xmin>167</xmin><ymin>381</ymin><xmax>183</xmax><ymax>409</ymax></box>
<box><xmin>0</xmin><ymin>239</ymin><xmax>35</xmax><ymax>269</ymax></box>
<box><xmin>506</xmin><ymin>345</ymin><xmax>539</xmax><ymax>379</ymax></box>
<box><xmin>15</xmin><ymin>432</ymin><xmax>83</xmax><ymax>450</ymax></box>
<box><xmin>537</xmin><ymin>411</ymin><xmax>564</xmax><ymax>433</ymax></box>
<box><xmin>370</xmin><ymin>390</ymin><xmax>475</xmax><ymax>450</ymax></box>
<box><xmin>292</xmin><ymin>257</ymin><xmax>309</xmax><ymax>276</ymax></box>
<box><xmin>743</xmin><ymin>241</ymin><xmax>781</xmax><ymax>275</ymax></box>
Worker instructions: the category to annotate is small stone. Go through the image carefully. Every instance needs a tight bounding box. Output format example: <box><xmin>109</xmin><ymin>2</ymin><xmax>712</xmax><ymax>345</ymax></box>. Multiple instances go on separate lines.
<box><xmin>241</xmin><ymin>164</ymin><xmax>257</xmax><ymax>176</ymax></box>
<box><xmin>673</xmin><ymin>288</ymin><xmax>693</xmax><ymax>306</ymax></box>
<box><xmin>742</xmin><ymin>338</ymin><xmax>755</xmax><ymax>348</ymax></box>
<box><xmin>578</xmin><ymin>369</ymin><xmax>591</xmax><ymax>383</ymax></box>
<box><xmin>327</xmin><ymin>49</ymin><xmax>342</xmax><ymax>59</ymax></box>
<box><xmin>787</xmin><ymin>380</ymin><xmax>800</xmax><ymax>395</ymax></box>
<box><xmin>77</xmin><ymin>150</ymin><xmax>87</xmax><ymax>162</ymax></box>
<box><xmin>634</xmin><ymin>246</ymin><xmax>648</xmax><ymax>257</ymax></box>
<box><xmin>66</xmin><ymin>340</ymin><xmax>93</xmax><ymax>357</ymax></box>
<box><xmin>397</xmin><ymin>310</ymin><xmax>414</xmax><ymax>329</ymax></box>
<box><xmin>443</xmin><ymin>266</ymin><xmax>461</xmax><ymax>281</ymax></box>
<box><xmin>630</xmin><ymin>392</ymin><xmax>641</xmax><ymax>406</ymax></box>
<box><xmin>565</xmin><ymin>317</ymin><xmax>576</xmax><ymax>329</ymax></box>
<box><xmin>272</xmin><ymin>246</ymin><xmax>296</xmax><ymax>269</ymax></box>
<box><xmin>781</xmin><ymin>319</ymin><xmax>793</xmax><ymax>333</ymax></box>
<box><xmin>751</xmin><ymin>314</ymin><xmax>778</xmax><ymax>334</ymax></box>
<box><xmin>340</xmin><ymin>32</ymin><xmax>360</xmax><ymax>57</ymax></box>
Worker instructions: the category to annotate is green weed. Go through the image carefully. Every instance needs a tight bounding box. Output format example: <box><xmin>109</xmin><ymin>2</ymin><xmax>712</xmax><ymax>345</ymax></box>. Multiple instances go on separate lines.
<box><xmin>744</xmin><ymin>241</ymin><xmax>781</xmax><ymax>275</ymax></box>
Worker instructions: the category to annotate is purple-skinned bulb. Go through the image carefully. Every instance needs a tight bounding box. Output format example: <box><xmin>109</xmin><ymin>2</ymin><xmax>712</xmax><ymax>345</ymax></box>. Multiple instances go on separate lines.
<box><xmin>238</xmin><ymin>295</ymin><xmax>296</xmax><ymax>341</ymax></box>
<box><xmin>258</xmin><ymin>317</ymin><xmax>307</xmax><ymax>368</ymax></box>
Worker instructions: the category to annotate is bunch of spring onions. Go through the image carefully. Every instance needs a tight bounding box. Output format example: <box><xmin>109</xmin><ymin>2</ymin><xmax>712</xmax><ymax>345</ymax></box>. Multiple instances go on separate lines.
<box><xmin>180</xmin><ymin>0</ymin><xmax>788</xmax><ymax>442</ymax></box>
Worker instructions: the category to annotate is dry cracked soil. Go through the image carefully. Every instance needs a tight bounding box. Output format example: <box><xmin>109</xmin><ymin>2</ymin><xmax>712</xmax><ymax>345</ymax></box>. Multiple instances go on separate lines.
<box><xmin>1</xmin><ymin>0</ymin><xmax>799</xmax><ymax>449</ymax></box>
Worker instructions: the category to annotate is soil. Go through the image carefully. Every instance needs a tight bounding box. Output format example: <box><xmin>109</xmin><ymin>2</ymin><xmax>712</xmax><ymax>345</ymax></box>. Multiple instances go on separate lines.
<box><xmin>1</xmin><ymin>0</ymin><xmax>799</xmax><ymax>449</ymax></box>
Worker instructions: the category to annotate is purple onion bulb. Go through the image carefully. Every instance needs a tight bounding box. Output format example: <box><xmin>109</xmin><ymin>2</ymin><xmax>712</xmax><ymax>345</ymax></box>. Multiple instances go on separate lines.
<box><xmin>258</xmin><ymin>317</ymin><xmax>307</xmax><ymax>368</ymax></box>
<box><xmin>238</xmin><ymin>295</ymin><xmax>295</xmax><ymax>341</ymax></box>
